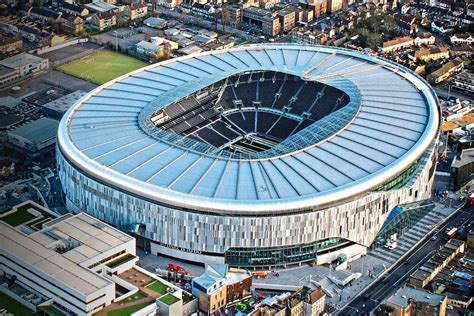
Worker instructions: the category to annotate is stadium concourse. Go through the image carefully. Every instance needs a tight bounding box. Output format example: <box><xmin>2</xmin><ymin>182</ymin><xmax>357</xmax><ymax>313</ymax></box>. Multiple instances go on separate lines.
<box><xmin>57</xmin><ymin>44</ymin><xmax>440</xmax><ymax>268</ymax></box>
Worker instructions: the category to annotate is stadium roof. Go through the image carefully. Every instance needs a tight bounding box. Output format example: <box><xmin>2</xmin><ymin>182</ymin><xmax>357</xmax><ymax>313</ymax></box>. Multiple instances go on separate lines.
<box><xmin>58</xmin><ymin>44</ymin><xmax>439</xmax><ymax>215</ymax></box>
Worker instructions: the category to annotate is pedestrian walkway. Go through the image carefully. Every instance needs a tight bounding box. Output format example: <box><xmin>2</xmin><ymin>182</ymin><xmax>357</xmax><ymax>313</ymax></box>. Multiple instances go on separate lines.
<box><xmin>368</xmin><ymin>202</ymin><xmax>457</xmax><ymax>265</ymax></box>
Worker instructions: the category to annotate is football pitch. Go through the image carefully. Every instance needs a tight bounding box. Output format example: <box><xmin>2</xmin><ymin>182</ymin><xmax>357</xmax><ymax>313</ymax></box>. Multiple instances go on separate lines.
<box><xmin>58</xmin><ymin>50</ymin><xmax>148</xmax><ymax>85</ymax></box>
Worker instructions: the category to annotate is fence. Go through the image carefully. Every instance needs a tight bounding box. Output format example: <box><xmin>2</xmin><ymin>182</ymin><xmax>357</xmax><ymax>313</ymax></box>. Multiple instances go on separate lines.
<box><xmin>52</xmin><ymin>46</ymin><xmax>105</xmax><ymax>67</ymax></box>
<box><xmin>33</xmin><ymin>38</ymin><xmax>89</xmax><ymax>55</ymax></box>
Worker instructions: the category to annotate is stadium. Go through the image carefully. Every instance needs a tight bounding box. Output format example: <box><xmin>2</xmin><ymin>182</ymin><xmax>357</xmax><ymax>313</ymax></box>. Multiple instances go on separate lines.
<box><xmin>57</xmin><ymin>44</ymin><xmax>440</xmax><ymax>267</ymax></box>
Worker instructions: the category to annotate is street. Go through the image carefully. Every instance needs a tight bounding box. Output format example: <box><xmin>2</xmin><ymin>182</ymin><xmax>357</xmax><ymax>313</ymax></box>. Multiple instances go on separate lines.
<box><xmin>337</xmin><ymin>204</ymin><xmax>474</xmax><ymax>315</ymax></box>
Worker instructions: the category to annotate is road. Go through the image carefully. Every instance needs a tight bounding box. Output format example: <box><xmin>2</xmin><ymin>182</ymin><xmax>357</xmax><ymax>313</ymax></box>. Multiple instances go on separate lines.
<box><xmin>337</xmin><ymin>204</ymin><xmax>474</xmax><ymax>315</ymax></box>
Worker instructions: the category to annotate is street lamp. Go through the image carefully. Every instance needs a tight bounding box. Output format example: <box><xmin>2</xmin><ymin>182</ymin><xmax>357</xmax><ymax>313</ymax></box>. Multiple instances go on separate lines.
<box><xmin>113</xmin><ymin>31</ymin><xmax>118</xmax><ymax>51</ymax></box>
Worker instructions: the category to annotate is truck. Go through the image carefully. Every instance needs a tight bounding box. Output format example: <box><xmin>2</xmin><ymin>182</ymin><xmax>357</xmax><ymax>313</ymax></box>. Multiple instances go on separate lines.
<box><xmin>167</xmin><ymin>263</ymin><xmax>190</xmax><ymax>275</ymax></box>
<box><xmin>251</xmin><ymin>271</ymin><xmax>269</xmax><ymax>278</ymax></box>
<box><xmin>468</xmin><ymin>193</ymin><xmax>474</xmax><ymax>206</ymax></box>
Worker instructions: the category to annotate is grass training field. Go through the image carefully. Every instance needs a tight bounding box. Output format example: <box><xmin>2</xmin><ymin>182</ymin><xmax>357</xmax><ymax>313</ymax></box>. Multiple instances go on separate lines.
<box><xmin>58</xmin><ymin>50</ymin><xmax>148</xmax><ymax>85</ymax></box>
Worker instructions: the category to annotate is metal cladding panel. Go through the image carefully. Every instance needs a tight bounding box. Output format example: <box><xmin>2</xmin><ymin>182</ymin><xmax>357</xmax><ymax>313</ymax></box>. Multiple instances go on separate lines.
<box><xmin>96</xmin><ymin>89</ymin><xmax>156</xmax><ymax>101</ymax></box>
<box><xmin>78</xmin><ymin>104</ymin><xmax>142</xmax><ymax>113</ymax></box>
<box><xmin>191</xmin><ymin>159</ymin><xmax>228</xmax><ymax>197</ymax></box>
<box><xmin>126</xmin><ymin>72</ymin><xmax>181</xmax><ymax>87</ymax></box>
<box><xmin>81</xmin><ymin>133</ymin><xmax>145</xmax><ymax>157</ymax></box>
<box><xmin>86</xmin><ymin>96</ymin><xmax>148</xmax><ymax>106</ymax></box>
<box><xmin>328</xmin><ymin>137</ymin><xmax>395</xmax><ymax>166</ymax></box>
<box><xmin>169</xmin><ymin>157</ymin><xmax>215</xmax><ymax>193</ymax></box>
<box><xmin>150</xmin><ymin>152</ymin><xmax>201</xmax><ymax>187</ymax></box>
<box><xmin>213</xmin><ymin>161</ymin><xmax>239</xmax><ymax>199</ymax></box>
<box><xmin>111</xmin><ymin>82</ymin><xmax>163</xmax><ymax>96</ymax></box>
<box><xmin>95</xmin><ymin>138</ymin><xmax>155</xmax><ymax>166</ymax></box>
<box><xmin>295</xmin><ymin>151</ymin><xmax>352</xmax><ymax>186</ymax></box>
<box><xmin>346</xmin><ymin>125</ymin><xmax>415</xmax><ymax>150</ymax></box>
<box><xmin>237</xmin><ymin>162</ymin><xmax>258</xmax><ymax>200</ymax></box>
<box><xmin>111</xmin><ymin>142</ymin><xmax>169</xmax><ymax>174</ymax></box>
<box><xmin>129</xmin><ymin>147</ymin><xmax>185</xmax><ymax>181</ymax></box>
<box><xmin>57</xmin><ymin>44</ymin><xmax>440</xmax><ymax>214</ymax></box>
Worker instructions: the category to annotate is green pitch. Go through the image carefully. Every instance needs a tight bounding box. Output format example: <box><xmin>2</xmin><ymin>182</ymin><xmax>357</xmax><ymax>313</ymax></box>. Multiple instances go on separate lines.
<box><xmin>58</xmin><ymin>50</ymin><xmax>148</xmax><ymax>85</ymax></box>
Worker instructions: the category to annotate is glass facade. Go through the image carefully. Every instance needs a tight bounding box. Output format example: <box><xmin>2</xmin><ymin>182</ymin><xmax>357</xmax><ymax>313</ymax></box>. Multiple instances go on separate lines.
<box><xmin>370</xmin><ymin>199</ymin><xmax>435</xmax><ymax>249</ymax></box>
<box><xmin>225</xmin><ymin>237</ymin><xmax>350</xmax><ymax>267</ymax></box>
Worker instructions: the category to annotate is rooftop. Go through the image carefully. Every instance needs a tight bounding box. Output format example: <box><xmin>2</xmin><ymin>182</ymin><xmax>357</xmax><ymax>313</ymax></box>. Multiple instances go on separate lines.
<box><xmin>9</xmin><ymin>117</ymin><xmax>59</xmax><ymax>145</ymax></box>
<box><xmin>0</xmin><ymin>209</ymin><xmax>133</xmax><ymax>297</ymax></box>
<box><xmin>0</xmin><ymin>53</ymin><xmax>47</xmax><ymax>69</ymax></box>
<box><xmin>41</xmin><ymin>90</ymin><xmax>87</xmax><ymax>114</ymax></box>
<box><xmin>451</xmin><ymin>148</ymin><xmax>474</xmax><ymax>168</ymax></box>
<box><xmin>388</xmin><ymin>287</ymin><xmax>446</xmax><ymax>308</ymax></box>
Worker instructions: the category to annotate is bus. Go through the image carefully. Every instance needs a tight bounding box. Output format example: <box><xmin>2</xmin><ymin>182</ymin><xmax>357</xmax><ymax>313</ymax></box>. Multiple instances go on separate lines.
<box><xmin>446</xmin><ymin>227</ymin><xmax>458</xmax><ymax>239</ymax></box>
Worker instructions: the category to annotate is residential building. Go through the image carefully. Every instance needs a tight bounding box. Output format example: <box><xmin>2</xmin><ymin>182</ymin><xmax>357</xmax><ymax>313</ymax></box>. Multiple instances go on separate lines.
<box><xmin>414</xmin><ymin>33</ymin><xmax>436</xmax><ymax>46</ymax></box>
<box><xmin>58</xmin><ymin>12</ymin><xmax>84</xmax><ymax>35</ymax></box>
<box><xmin>451</xmin><ymin>33</ymin><xmax>474</xmax><ymax>45</ymax></box>
<box><xmin>28</xmin><ymin>6</ymin><xmax>61</xmax><ymax>24</ymax></box>
<box><xmin>414</xmin><ymin>47</ymin><xmax>449</xmax><ymax>62</ymax></box>
<box><xmin>382</xmin><ymin>36</ymin><xmax>414</xmax><ymax>53</ymax></box>
<box><xmin>192</xmin><ymin>264</ymin><xmax>252</xmax><ymax>314</ymax></box>
<box><xmin>59</xmin><ymin>1</ymin><xmax>89</xmax><ymax>16</ymax></box>
<box><xmin>224</xmin><ymin>5</ymin><xmax>242</xmax><ymax>27</ymax></box>
<box><xmin>451</xmin><ymin>71</ymin><xmax>474</xmax><ymax>94</ymax></box>
<box><xmin>431</xmin><ymin>21</ymin><xmax>453</xmax><ymax>35</ymax></box>
<box><xmin>0</xmin><ymin>36</ymin><xmax>22</xmax><ymax>57</ymax></box>
<box><xmin>303</xmin><ymin>287</ymin><xmax>326</xmax><ymax>316</ymax></box>
<box><xmin>426</xmin><ymin>58</ymin><xmax>464</xmax><ymax>84</ymax></box>
<box><xmin>135</xmin><ymin>38</ymin><xmax>177</xmax><ymax>62</ymax></box>
<box><xmin>85</xmin><ymin>2</ymin><xmax>118</xmax><ymax>13</ymax></box>
<box><xmin>90</xmin><ymin>12</ymin><xmax>117</xmax><ymax>31</ymax></box>
<box><xmin>123</xmin><ymin>3</ymin><xmax>148</xmax><ymax>21</ymax></box>
<box><xmin>409</xmin><ymin>239</ymin><xmax>466</xmax><ymax>288</ymax></box>
<box><xmin>386</xmin><ymin>287</ymin><xmax>447</xmax><ymax>316</ymax></box>
<box><xmin>157</xmin><ymin>0</ymin><xmax>183</xmax><ymax>8</ymax></box>
<box><xmin>451</xmin><ymin>45</ymin><xmax>474</xmax><ymax>58</ymax></box>
<box><xmin>243</xmin><ymin>7</ymin><xmax>281</xmax><ymax>36</ymax></box>
<box><xmin>252</xmin><ymin>286</ymin><xmax>323</xmax><ymax>315</ymax></box>
<box><xmin>302</xmin><ymin>9</ymin><xmax>314</xmax><ymax>23</ymax></box>
<box><xmin>329</xmin><ymin>0</ymin><xmax>348</xmax><ymax>12</ymax></box>
<box><xmin>0</xmin><ymin>201</ymin><xmax>138</xmax><ymax>316</ymax></box>
<box><xmin>278</xmin><ymin>8</ymin><xmax>296</xmax><ymax>32</ymax></box>
<box><xmin>451</xmin><ymin>149</ymin><xmax>474</xmax><ymax>191</ymax></box>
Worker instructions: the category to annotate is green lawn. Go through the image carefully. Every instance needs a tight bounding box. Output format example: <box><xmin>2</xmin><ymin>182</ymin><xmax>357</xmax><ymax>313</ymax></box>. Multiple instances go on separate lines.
<box><xmin>159</xmin><ymin>294</ymin><xmax>180</xmax><ymax>306</ymax></box>
<box><xmin>106</xmin><ymin>254</ymin><xmax>136</xmax><ymax>268</ymax></box>
<box><xmin>145</xmin><ymin>280</ymin><xmax>168</xmax><ymax>295</ymax></box>
<box><xmin>0</xmin><ymin>292</ymin><xmax>34</xmax><ymax>316</ymax></box>
<box><xmin>107</xmin><ymin>302</ymin><xmax>151</xmax><ymax>316</ymax></box>
<box><xmin>1</xmin><ymin>203</ymin><xmax>55</xmax><ymax>227</ymax></box>
<box><xmin>118</xmin><ymin>290</ymin><xmax>147</xmax><ymax>303</ymax></box>
<box><xmin>58</xmin><ymin>50</ymin><xmax>148</xmax><ymax>85</ymax></box>
<box><xmin>1</xmin><ymin>206</ymin><xmax>37</xmax><ymax>227</ymax></box>
<box><xmin>182</xmin><ymin>292</ymin><xmax>194</xmax><ymax>304</ymax></box>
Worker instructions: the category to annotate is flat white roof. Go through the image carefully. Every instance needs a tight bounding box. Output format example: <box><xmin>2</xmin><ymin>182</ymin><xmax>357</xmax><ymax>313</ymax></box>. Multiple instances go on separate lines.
<box><xmin>57</xmin><ymin>44</ymin><xmax>439</xmax><ymax>214</ymax></box>
<box><xmin>0</xmin><ymin>212</ymin><xmax>133</xmax><ymax>296</ymax></box>
<box><xmin>0</xmin><ymin>53</ymin><xmax>47</xmax><ymax>69</ymax></box>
